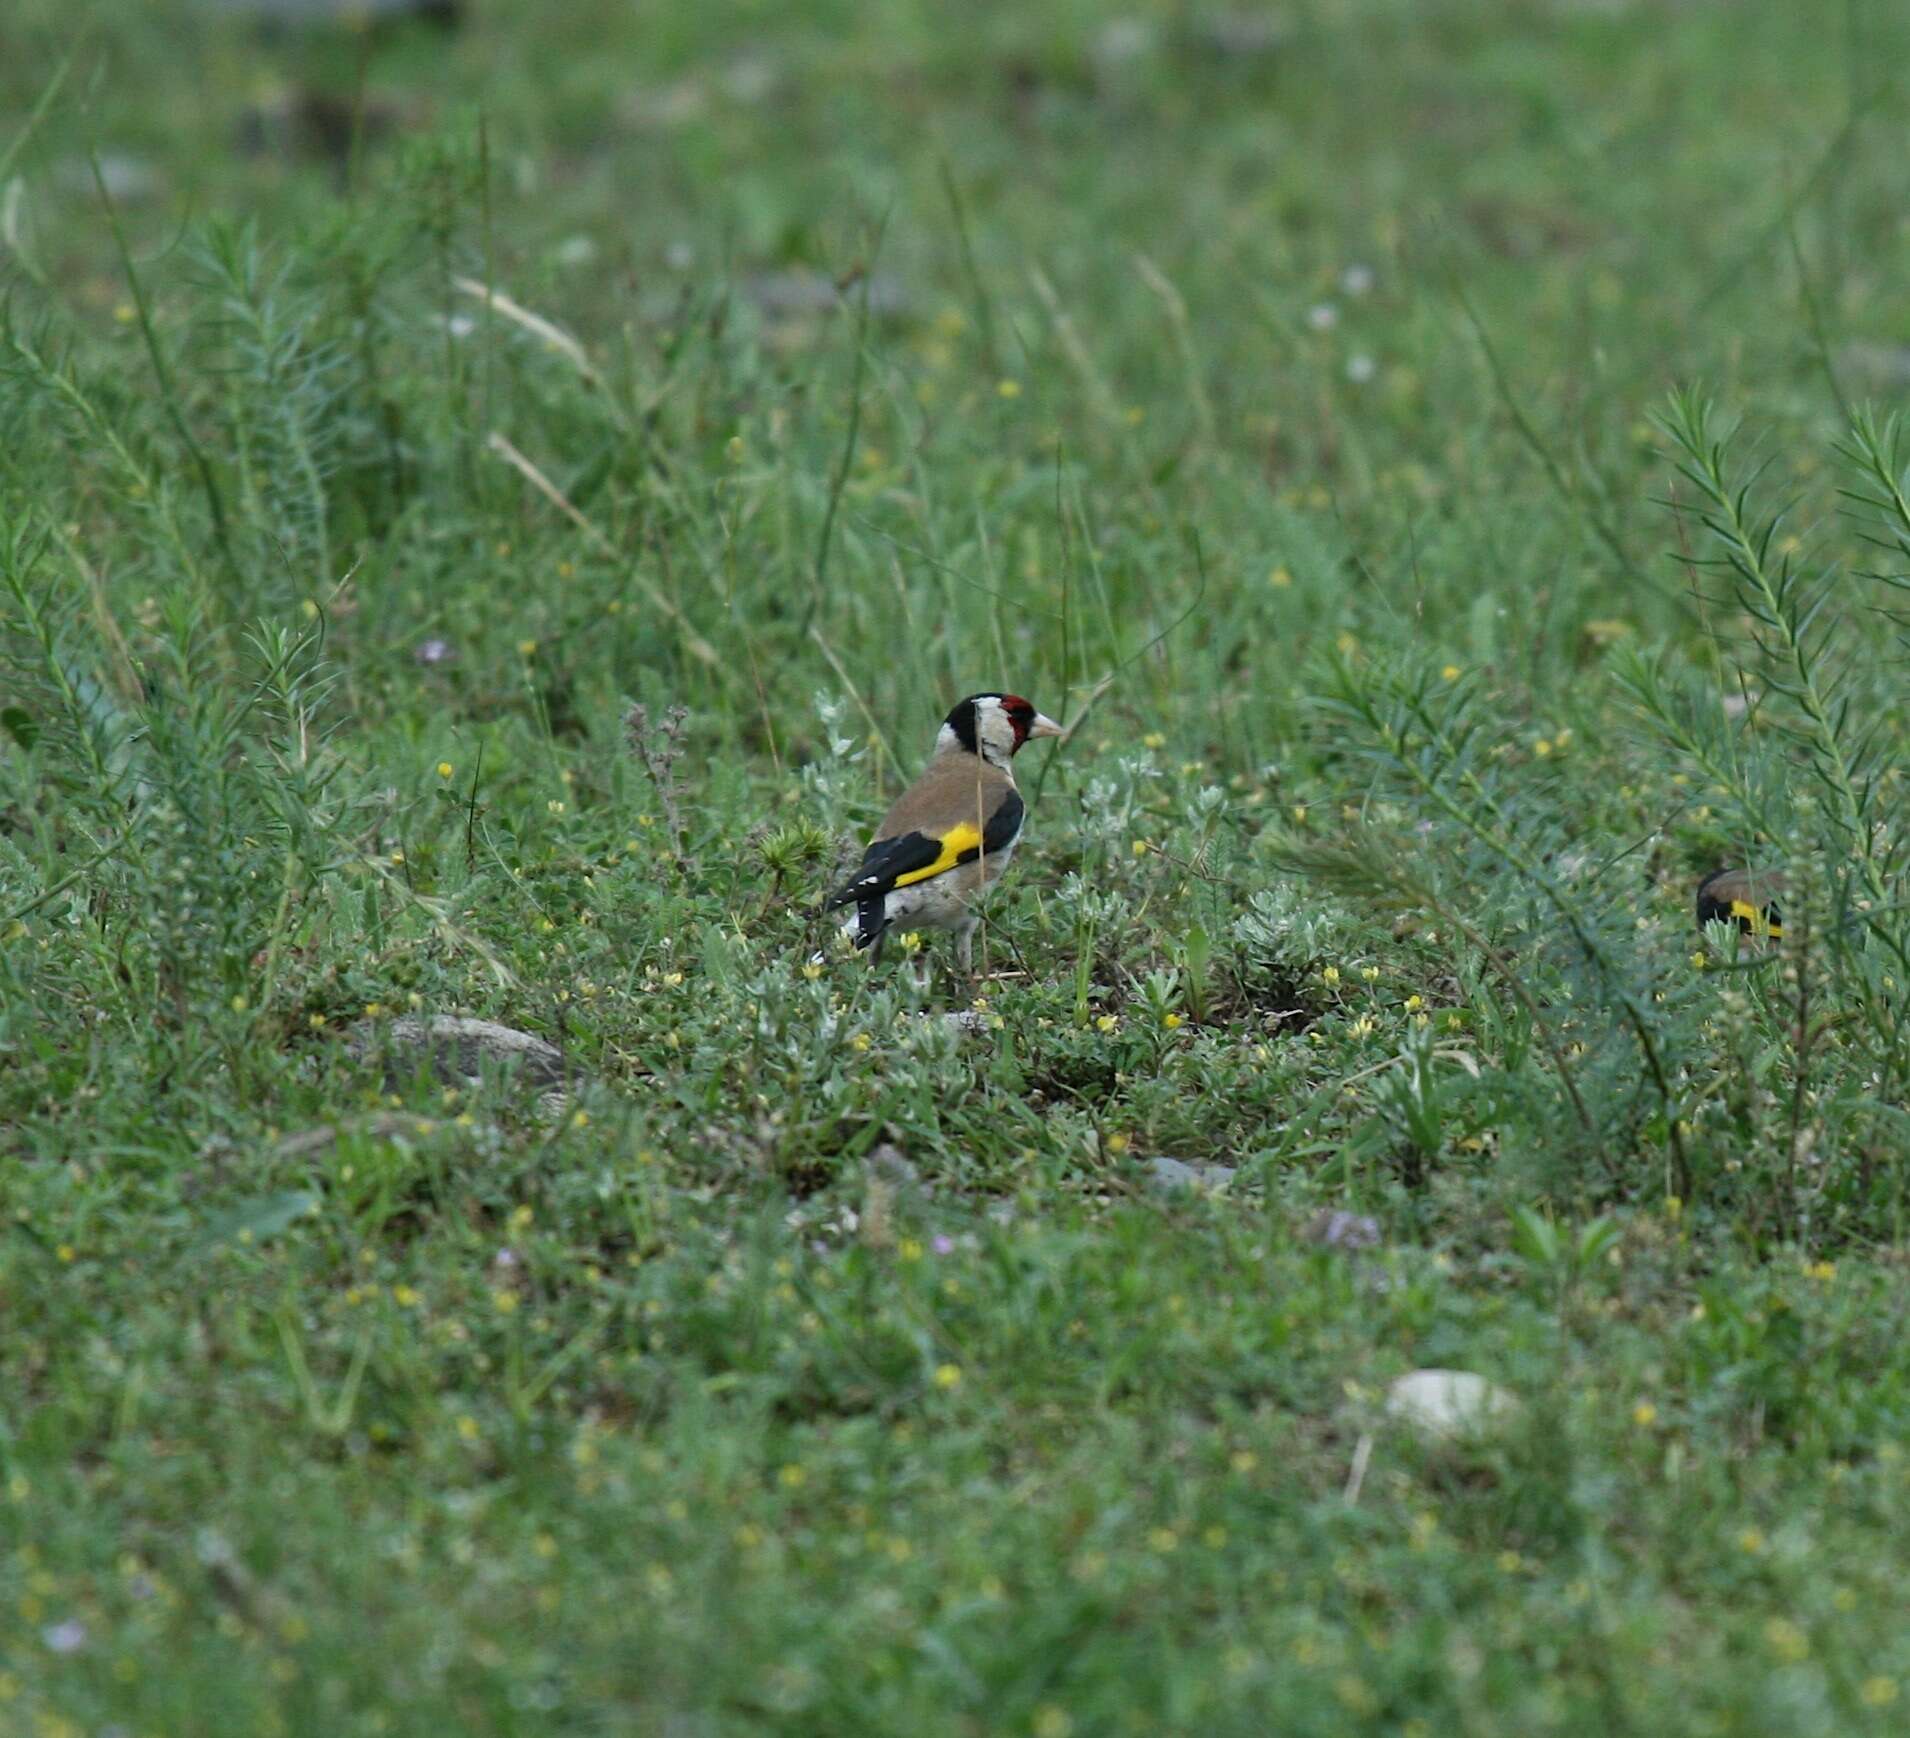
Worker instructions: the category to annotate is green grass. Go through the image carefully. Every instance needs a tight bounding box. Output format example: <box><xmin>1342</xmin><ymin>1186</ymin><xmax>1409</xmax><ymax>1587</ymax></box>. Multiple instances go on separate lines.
<box><xmin>5</xmin><ymin>1</ymin><xmax>1910</xmax><ymax>1732</ymax></box>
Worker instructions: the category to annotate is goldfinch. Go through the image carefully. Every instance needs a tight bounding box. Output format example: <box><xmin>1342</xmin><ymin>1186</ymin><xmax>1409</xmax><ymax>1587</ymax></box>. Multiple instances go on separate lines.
<box><xmin>1695</xmin><ymin>868</ymin><xmax>1785</xmax><ymax>940</ymax></box>
<box><xmin>830</xmin><ymin>693</ymin><xmax>1064</xmax><ymax>972</ymax></box>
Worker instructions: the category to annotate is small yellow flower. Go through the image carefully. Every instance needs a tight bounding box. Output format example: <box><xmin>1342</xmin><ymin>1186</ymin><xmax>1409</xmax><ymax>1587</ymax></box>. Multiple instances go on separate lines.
<box><xmin>230</xmin><ymin>993</ymin><xmax>250</xmax><ymax>1013</ymax></box>
<box><xmin>1032</xmin><ymin>1708</ymin><xmax>1073</xmax><ymax>1738</ymax></box>
<box><xmin>1142</xmin><ymin>732</ymin><xmax>1166</xmax><ymax>749</ymax></box>
<box><xmin>436</xmin><ymin>762</ymin><xmax>455</xmax><ymax>780</ymax></box>
<box><xmin>517</xmin><ymin>639</ymin><xmax>538</xmax><ymax>658</ymax></box>
<box><xmin>1335</xmin><ymin>1677</ymin><xmax>1379</xmax><ymax>1717</ymax></box>
<box><xmin>393</xmin><ymin>1285</ymin><xmax>420</xmax><ymax>1308</ymax></box>
<box><xmin>1404</xmin><ymin>994</ymin><xmax>1423</xmax><ymax>1012</ymax></box>
<box><xmin>996</xmin><ymin>379</ymin><xmax>1022</xmax><ymax>399</ymax></box>
<box><xmin>1349</xmin><ymin>1015</ymin><xmax>1375</xmax><ymax>1038</ymax></box>
<box><xmin>1861</xmin><ymin>1677</ymin><xmax>1899</xmax><ymax>1708</ymax></box>
<box><xmin>457</xmin><ymin>1415</ymin><xmax>480</xmax><ymax>1441</ymax></box>
<box><xmin>1270</xmin><ymin>566</ymin><xmax>1293</xmax><ymax>588</ymax></box>
<box><xmin>898</xmin><ymin>1239</ymin><xmax>924</xmax><ymax>1263</ymax></box>
<box><xmin>308</xmin><ymin>1012</ymin><xmax>328</xmax><ymax>1029</ymax></box>
<box><xmin>1148</xmin><ymin>1527</ymin><xmax>1180</xmax><ymax>1553</ymax></box>
<box><xmin>1132</xmin><ymin>839</ymin><xmax>1150</xmax><ymax>857</ymax></box>
<box><xmin>777</xmin><ymin>1463</ymin><xmax>807</xmax><ymax>1489</ymax></box>
<box><xmin>1291</xmin><ymin>804</ymin><xmax>1308</xmax><ymax>824</ymax></box>
<box><xmin>1105</xmin><ymin>1133</ymin><xmax>1130</xmax><ymax>1155</ymax></box>
<box><xmin>1763</xmin><ymin>1618</ymin><xmax>1809</xmax><ymax>1663</ymax></box>
<box><xmin>1442</xmin><ymin>664</ymin><xmax>1461</xmax><ymax>681</ymax></box>
<box><xmin>570</xmin><ymin>1109</ymin><xmax>589</xmax><ymax>1130</ymax></box>
<box><xmin>1534</xmin><ymin>738</ymin><xmax>1553</xmax><ymax>757</ymax></box>
<box><xmin>491</xmin><ymin>1288</ymin><xmax>519</xmax><ymax>1314</ymax></box>
<box><xmin>899</xmin><ymin>932</ymin><xmax>922</xmax><ymax>952</ymax></box>
<box><xmin>850</xmin><ymin>1033</ymin><xmax>872</xmax><ymax>1053</ymax></box>
<box><xmin>1202</xmin><ymin>1526</ymin><xmax>1227</xmax><ymax>1549</ymax></box>
<box><xmin>1807</xmin><ymin>1260</ymin><xmax>1836</xmax><ymax>1281</ymax></box>
<box><xmin>1322</xmin><ymin>965</ymin><xmax>1340</xmax><ymax>987</ymax></box>
<box><xmin>1738</xmin><ymin>1527</ymin><xmax>1765</xmax><ymax>1554</ymax></box>
<box><xmin>801</xmin><ymin>961</ymin><xmax>823</xmax><ymax>980</ymax></box>
<box><xmin>933</xmin><ymin>1363</ymin><xmax>962</xmax><ymax>1390</ymax></box>
<box><xmin>56</xmin><ymin>1244</ymin><xmax>76</xmax><ymax>1263</ymax></box>
<box><xmin>1162</xmin><ymin>1011</ymin><xmax>1183</xmax><ymax>1030</ymax></box>
<box><xmin>1632</xmin><ymin>1402</ymin><xmax>1657</xmax><ymax>1427</ymax></box>
<box><xmin>1361</xmin><ymin>966</ymin><xmax>1380</xmax><ymax>982</ymax></box>
<box><xmin>1095</xmin><ymin>1014</ymin><xmax>1118</xmax><ymax>1033</ymax></box>
<box><xmin>1690</xmin><ymin>951</ymin><xmax>1707</xmax><ymax>969</ymax></box>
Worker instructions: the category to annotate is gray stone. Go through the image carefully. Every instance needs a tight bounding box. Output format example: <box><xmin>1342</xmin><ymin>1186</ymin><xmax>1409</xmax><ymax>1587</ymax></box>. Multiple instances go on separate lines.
<box><xmin>345</xmin><ymin>1015</ymin><xmax>570</xmax><ymax>1094</ymax></box>
<box><xmin>1147</xmin><ymin>1156</ymin><xmax>1237</xmax><ymax>1193</ymax></box>
<box><xmin>1385</xmin><ymin>1369</ymin><xmax>1520</xmax><ymax>1440</ymax></box>
<box><xmin>1196</xmin><ymin>11</ymin><xmax>1293</xmax><ymax>59</ymax></box>
<box><xmin>56</xmin><ymin>154</ymin><xmax>165</xmax><ymax>205</ymax></box>
<box><xmin>864</xmin><ymin>1143</ymin><xmax>923</xmax><ymax>1190</ymax></box>
<box><xmin>1841</xmin><ymin>341</ymin><xmax>1910</xmax><ymax>389</ymax></box>
<box><xmin>1305</xmin><ymin>1208</ymin><xmax>1382</xmax><ymax>1252</ymax></box>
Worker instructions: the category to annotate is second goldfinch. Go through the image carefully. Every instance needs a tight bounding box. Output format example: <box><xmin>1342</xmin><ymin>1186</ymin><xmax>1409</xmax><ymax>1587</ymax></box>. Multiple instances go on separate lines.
<box><xmin>1695</xmin><ymin>867</ymin><xmax>1785</xmax><ymax>940</ymax></box>
<box><xmin>830</xmin><ymin>693</ymin><xmax>1064</xmax><ymax>971</ymax></box>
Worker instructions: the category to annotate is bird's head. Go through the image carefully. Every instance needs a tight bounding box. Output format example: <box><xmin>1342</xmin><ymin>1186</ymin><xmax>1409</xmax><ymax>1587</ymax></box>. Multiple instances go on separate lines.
<box><xmin>940</xmin><ymin>693</ymin><xmax>1065</xmax><ymax>765</ymax></box>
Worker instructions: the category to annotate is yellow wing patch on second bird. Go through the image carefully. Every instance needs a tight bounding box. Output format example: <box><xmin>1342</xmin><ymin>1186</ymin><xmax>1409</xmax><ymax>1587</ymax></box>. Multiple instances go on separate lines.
<box><xmin>892</xmin><ymin>822</ymin><xmax>983</xmax><ymax>888</ymax></box>
<box><xmin>1731</xmin><ymin>899</ymin><xmax>1782</xmax><ymax>938</ymax></box>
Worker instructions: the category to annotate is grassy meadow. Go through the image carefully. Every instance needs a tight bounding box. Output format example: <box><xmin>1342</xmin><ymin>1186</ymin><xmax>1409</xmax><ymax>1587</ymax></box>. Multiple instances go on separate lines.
<box><xmin>5</xmin><ymin>0</ymin><xmax>1910</xmax><ymax>1731</ymax></box>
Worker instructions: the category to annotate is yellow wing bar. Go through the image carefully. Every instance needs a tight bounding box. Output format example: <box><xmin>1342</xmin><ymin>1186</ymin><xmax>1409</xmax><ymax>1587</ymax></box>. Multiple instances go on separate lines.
<box><xmin>1730</xmin><ymin>899</ymin><xmax>1783</xmax><ymax>939</ymax></box>
<box><xmin>892</xmin><ymin>822</ymin><xmax>982</xmax><ymax>888</ymax></box>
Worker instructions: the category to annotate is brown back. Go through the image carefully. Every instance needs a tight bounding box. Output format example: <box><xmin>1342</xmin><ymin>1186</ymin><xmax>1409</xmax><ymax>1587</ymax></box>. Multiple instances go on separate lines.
<box><xmin>877</xmin><ymin>747</ymin><xmax>1015</xmax><ymax>842</ymax></box>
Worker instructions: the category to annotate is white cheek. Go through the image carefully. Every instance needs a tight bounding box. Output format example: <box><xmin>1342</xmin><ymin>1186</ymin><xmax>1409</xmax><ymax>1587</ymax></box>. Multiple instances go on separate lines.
<box><xmin>977</xmin><ymin>708</ymin><xmax>1016</xmax><ymax>758</ymax></box>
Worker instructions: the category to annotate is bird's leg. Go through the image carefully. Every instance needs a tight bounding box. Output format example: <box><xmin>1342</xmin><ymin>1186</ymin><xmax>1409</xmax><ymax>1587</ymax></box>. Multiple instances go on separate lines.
<box><xmin>868</xmin><ymin>929</ymin><xmax>887</xmax><ymax>969</ymax></box>
<box><xmin>954</xmin><ymin>916</ymin><xmax>978</xmax><ymax>982</ymax></box>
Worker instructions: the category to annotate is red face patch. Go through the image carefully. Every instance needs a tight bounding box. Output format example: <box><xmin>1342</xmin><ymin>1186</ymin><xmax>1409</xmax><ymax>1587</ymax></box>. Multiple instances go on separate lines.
<box><xmin>999</xmin><ymin>695</ymin><xmax>1036</xmax><ymax>745</ymax></box>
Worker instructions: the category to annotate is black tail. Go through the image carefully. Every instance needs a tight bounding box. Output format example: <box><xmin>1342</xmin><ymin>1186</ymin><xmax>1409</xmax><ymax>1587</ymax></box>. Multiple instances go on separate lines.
<box><xmin>852</xmin><ymin>893</ymin><xmax>889</xmax><ymax>952</ymax></box>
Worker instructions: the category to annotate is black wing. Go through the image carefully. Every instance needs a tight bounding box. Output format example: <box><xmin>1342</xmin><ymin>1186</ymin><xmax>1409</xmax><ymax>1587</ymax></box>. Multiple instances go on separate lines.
<box><xmin>982</xmin><ymin>787</ymin><xmax>1026</xmax><ymax>856</ymax></box>
<box><xmin>827</xmin><ymin>789</ymin><xmax>1026</xmax><ymax>910</ymax></box>
<box><xmin>828</xmin><ymin>830</ymin><xmax>948</xmax><ymax>910</ymax></box>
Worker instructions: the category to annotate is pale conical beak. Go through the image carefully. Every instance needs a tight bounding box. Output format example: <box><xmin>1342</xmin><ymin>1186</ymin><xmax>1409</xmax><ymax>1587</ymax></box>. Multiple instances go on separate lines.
<box><xmin>1028</xmin><ymin>713</ymin><xmax>1066</xmax><ymax>740</ymax></box>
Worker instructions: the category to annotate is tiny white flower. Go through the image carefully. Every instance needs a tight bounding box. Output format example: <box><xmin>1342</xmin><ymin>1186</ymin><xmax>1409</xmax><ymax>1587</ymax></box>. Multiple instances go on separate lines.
<box><xmin>1307</xmin><ymin>302</ymin><xmax>1340</xmax><ymax>332</ymax></box>
<box><xmin>44</xmin><ymin>1618</ymin><xmax>88</xmax><ymax>1654</ymax></box>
